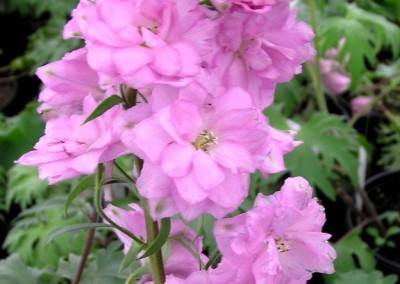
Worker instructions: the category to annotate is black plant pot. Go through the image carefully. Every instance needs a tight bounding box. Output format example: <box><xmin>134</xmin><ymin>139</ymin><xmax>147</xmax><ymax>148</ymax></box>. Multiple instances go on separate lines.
<box><xmin>346</xmin><ymin>170</ymin><xmax>400</xmax><ymax>275</ymax></box>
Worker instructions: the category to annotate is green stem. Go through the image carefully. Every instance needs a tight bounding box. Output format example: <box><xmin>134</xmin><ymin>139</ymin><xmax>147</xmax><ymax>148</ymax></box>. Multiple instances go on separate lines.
<box><xmin>94</xmin><ymin>165</ymin><xmax>145</xmax><ymax>246</ymax></box>
<box><xmin>308</xmin><ymin>0</ymin><xmax>328</xmax><ymax>113</ymax></box>
<box><xmin>114</xmin><ymin>161</ymin><xmax>136</xmax><ymax>183</ymax></box>
<box><xmin>204</xmin><ymin>250</ymin><xmax>221</xmax><ymax>270</ymax></box>
<box><xmin>136</xmin><ymin>159</ymin><xmax>166</xmax><ymax>284</ymax></box>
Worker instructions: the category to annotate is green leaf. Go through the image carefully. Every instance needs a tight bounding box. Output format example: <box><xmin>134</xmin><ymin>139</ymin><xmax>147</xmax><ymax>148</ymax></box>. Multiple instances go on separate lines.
<box><xmin>64</xmin><ymin>175</ymin><xmax>94</xmax><ymax>217</ymax></box>
<box><xmin>6</xmin><ymin>165</ymin><xmax>48</xmax><ymax>211</ymax></box>
<box><xmin>0</xmin><ymin>102</ymin><xmax>44</xmax><ymax>170</ymax></box>
<box><xmin>346</xmin><ymin>4</ymin><xmax>400</xmax><ymax>57</ymax></box>
<box><xmin>119</xmin><ymin>242</ymin><xmax>141</xmax><ymax>273</ymax></box>
<box><xmin>334</xmin><ymin>227</ymin><xmax>376</xmax><ymax>273</ymax></box>
<box><xmin>286</xmin><ymin>113</ymin><xmax>359</xmax><ymax>199</ymax></box>
<box><xmin>263</xmin><ymin>104</ymin><xmax>289</xmax><ymax>130</ymax></box>
<box><xmin>6</xmin><ymin>0</ymin><xmax>81</xmax><ymax>72</ymax></box>
<box><xmin>285</xmin><ymin>144</ymin><xmax>336</xmax><ymax>200</ymax></box>
<box><xmin>17</xmin><ymin>197</ymin><xmax>65</xmax><ymax>218</ymax></box>
<box><xmin>57</xmin><ymin>242</ymin><xmax>131</xmax><ymax>284</ymax></box>
<box><xmin>4</xmin><ymin>201</ymin><xmax>86</xmax><ymax>269</ymax></box>
<box><xmin>329</xmin><ymin>269</ymin><xmax>398</xmax><ymax>284</ymax></box>
<box><xmin>0</xmin><ymin>254</ymin><xmax>48</xmax><ymax>284</ymax></box>
<box><xmin>320</xmin><ymin>4</ymin><xmax>400</xmax><ymax>89</ymax></box>
<box><xmin>386</xmin><ymin>226</ymin><xmax>400</xmax><ymax>238</ymax></box>
<box><xmin>45</xmin><ymin>223</ymin><xmax>113</xmax><ymax>247</ymax></box>
<box><xmin>82</xmin><ymin>95</ymin><xmax>123</xmax><ymax>124</ymax></box>
<box><xmin>202</xmin><ymin>214</ymin><xmax>217</xmax><ymax>252</ymax></box>
<box><xmin>378</xmin><ymin>123</ymin><xmax>400</xmax><ymax>170</ymax></box>
<box><xmin>274</xmin><ymin>79</ymin><xmax>306</xmax><ymax>117</ymax></box>
<box><xmin>138</xmin><ymin>218</ymin><xmax>171</xmax><ymax>259</ymax></box>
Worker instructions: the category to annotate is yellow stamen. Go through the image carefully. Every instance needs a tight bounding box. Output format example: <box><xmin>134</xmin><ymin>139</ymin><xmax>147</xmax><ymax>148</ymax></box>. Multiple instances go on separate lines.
<box><xmin>192</xmin><ymin>130</ymin><xmax>218</xmax><ymax>151</ymax></box>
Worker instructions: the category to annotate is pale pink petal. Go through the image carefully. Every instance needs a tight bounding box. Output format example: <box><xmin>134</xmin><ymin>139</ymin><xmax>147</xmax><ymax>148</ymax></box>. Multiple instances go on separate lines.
<box><xmin>161</xmin><ymin>143</ymin><xmax>194</xmax><ymax>177</ymax></box>
<box><xmin>193</xmin><ymin>151</ymin><xmax>225</xmax><ymax>190</ymax></box>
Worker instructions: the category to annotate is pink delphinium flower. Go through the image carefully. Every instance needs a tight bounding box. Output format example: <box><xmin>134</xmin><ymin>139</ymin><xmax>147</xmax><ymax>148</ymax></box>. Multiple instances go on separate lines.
<box><xmin>131</xmin><ymin>87</ymin><xmax>280</xmax><ymax>220</ymax></box>
<box><xmin>319</xmin><ymin>40</ymin><xmax>350</xmax><ymax>95</ymax></box>
<box><xmin>212</xmin><ymin>177</ymin><xmax>336</xmax><ymax>283</ymax></box>
<box><xmin>36</xmin><ymin>48</ymin><xmax>111</xmax><ymax>120</ymax></box>
<box><xmin>104</xmin><ymin>204</ymin><xmax>208</xmax><ymax>281</ymax></box>
<box><xmin>137</xmin><ymin>162</ymin><xmax>249</xmax><ymax>221</ymax></box>
<box><xmin>208</xmin><ymin>2</ymin><xmax>314</xmax><ymax>108</ymax></box>
<box><xmin>320</xmin><ymin>58</ymin><xmax>350</xmax><ymax>95</ymax></box>
<box><xmin>64</xmin><ymin>0</ymin><xmax>216</xmax><ymax>89</ymax></box>
<box><xmin>351</xmin><ymin>96</ymin><xmax>373</xmax><ymax>117</ymax></box>
<box><xmin>17</xmin><ymin>96</ymin><xmax>126</xmax><ymax>184</ymax></box>
<box><xmin>259</xmin><ymin>127</ymin><xmax>301</xmax><ymax>177</ymax></box>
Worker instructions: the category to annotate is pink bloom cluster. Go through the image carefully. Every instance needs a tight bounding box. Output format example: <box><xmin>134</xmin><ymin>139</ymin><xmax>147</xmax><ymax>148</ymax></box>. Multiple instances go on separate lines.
<box><xmin>19</xmin><ymin>0</ymin><xmax>313</xmax><ymax>220</ymax></box>
<box><xmin>210</xmin><ymin>177</ymin><xmax>336</xmax><ymax>283</ymax></box>
<box><xmin>17</xmin><ymin>0</ymin><xmax>336</xmax><ymax>281</ymax></box>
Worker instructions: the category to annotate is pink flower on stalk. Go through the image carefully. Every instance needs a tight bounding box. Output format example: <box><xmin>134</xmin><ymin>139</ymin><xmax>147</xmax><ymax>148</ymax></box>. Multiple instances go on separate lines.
<box><xmin>104</xmin><ymin>204</ymin><xmax>208</xmax><ymax>281</ymax></box>
<box><xmin>320</xmin><ymin>58</ymin><xmax>350</xmax><ymax>95</ymax></box>
<box><xmin>351</xmin><ymin>96</ymin><xmax>373</xmax><ymax>117</ymax></box>
<box><xmin>64</xmin><ymin>0</ymin><xmax>216</xmax><ymax>89</ymax></box>
<box><xmin>212</xmin><ymin>177</ymin><xmax>336</xmax><ymax>283</ymax></box>
<box><xmin>319</xmin><ymin>40</ymin><xmax>350</xmax><ymax>95</ymax></box>
<box><xmin>131</xmin><ymin>88</ymin><xmax>277</xmax><ymax>220</ymax></box>
<box><xmin>260</xmin><ymin>126</ymin><xmax>301</xmax><ymax>177</ymax></box>
<box><xmin>208</xmin><ymin>2</ymin><xmax>314</xmax><ymax>108</ymax></box>
<box><xmin>36</xmin><ymin>48</ymin><xmax>111</xmax><ymax>120</ymax></box>
<box><xmin>17</xmin><ymin>96</ymin><xmax>126</xmax><ymax>184</ymax></box>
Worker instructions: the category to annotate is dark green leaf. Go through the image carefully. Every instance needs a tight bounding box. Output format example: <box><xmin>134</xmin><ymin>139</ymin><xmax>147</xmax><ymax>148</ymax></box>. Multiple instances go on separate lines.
<box><xmin>4</xmin><ymin>202</ymin><xmax>85</xmax><ymax>268</ymax></box>
<box><xmin>64</xmin><ymin>175</ymin><xmax>94</xmax><ymax>217</ymax></box>
<box><xmin>17</xmin><ymin>198</ymin><xmax>65</xmax><ymax>218</ymax></box>
<box><xmin>263</xmin><ymin>104</ymin><xmax>289</xmax><ymax>130</ymax></box>
<box><xmin>45</xmin><ymin>223</ymin><xmax>112</xmax><ymax>247</ymax></box>
<box><xmin>328</xmin><ymin>269</ymin><xmax>398</xmax><ymax>284</ymax></box>
<box><xmin>119</xmin><ymin>242</ymin><xmax>141</xmax><ymax>273</ymax></box>
<box><xmin>138</xmin><ymin>218</ymin><xmax>171</xmax><ymax>259</ymax></box>
<box><xmin>5</xmin><ymin>165</ymin><xmax>47</xmax><ymax>211</ymax></box>
<box><xmin>82</xmin><ymin>95</ymin><xmax>123</xmax><ymax>124</ymax></box>
<box><xmin>285</xmin><ymin>113</ymin><xmax>360</xmax><ymax>199</ymax></box>
<box><xmin>0</xmin><ymin>102</ymin><xmax>44</xmax><ymax>169</ymax></box>
<box><xmin>334</xmin><ymin>227</ymin><xmax>375</xmax><ymax>272</ymax></box>
<box><xmin>57</xmin><ymin>242</ymin><xmax>131</xmax><ymax>284</ymax></box>
<box><xmin>0</xmin><ymin>254</ymin><xmax>48</xmax><ymax>284</ymax></box>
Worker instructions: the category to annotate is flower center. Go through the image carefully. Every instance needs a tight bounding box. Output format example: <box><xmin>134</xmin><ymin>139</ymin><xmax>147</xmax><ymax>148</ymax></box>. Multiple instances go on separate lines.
<box><xmin>275</xmin><ymin>237</ymin><xmax>290</xmax><ymax>253</ymax></box>
<box><xmin>237</xmin><ymin>38</ymin><xmax>255</xmax><ymax>57</ymax></box>
<box><xmin>192</xmin><ymin>130</ymin><xmax>218</xmax><ymax>151</ymax></box>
